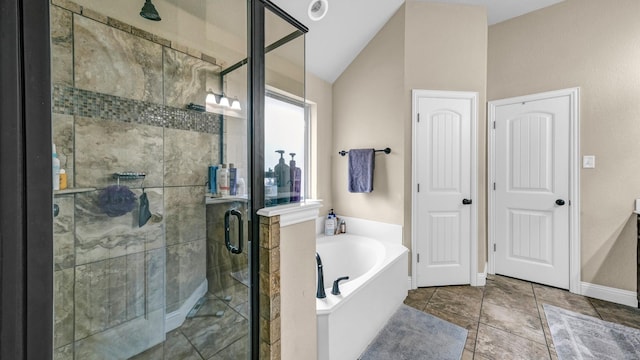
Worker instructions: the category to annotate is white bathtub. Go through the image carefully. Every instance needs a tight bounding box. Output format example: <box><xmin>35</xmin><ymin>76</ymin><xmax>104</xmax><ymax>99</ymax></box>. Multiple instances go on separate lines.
<box><xmin>316</xmin><ymin>234</ymin><xmax>408</xmax><ymax>360</ymax></box>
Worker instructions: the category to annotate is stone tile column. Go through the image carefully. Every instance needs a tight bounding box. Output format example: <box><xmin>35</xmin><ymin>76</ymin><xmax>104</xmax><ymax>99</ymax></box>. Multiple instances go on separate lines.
<box><xmin>259</xmin><ymin>215</ymin><xmax>281</xmax><ymax>359</ymax></box>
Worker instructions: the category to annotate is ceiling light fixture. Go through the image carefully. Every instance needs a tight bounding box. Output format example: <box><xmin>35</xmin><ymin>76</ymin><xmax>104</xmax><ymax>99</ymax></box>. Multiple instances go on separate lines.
<box><xmin>308</xmin><ymin>0</ymin><xmax>328</xmax><ymax>21</ymax></box>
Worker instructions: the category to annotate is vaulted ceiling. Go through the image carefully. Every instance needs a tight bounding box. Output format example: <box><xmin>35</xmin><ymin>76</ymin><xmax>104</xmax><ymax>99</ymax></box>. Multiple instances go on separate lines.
<box><xmin>272</xmin><ymin>0</ymin><xmax>566</xmax><ymax>83</ymax></box>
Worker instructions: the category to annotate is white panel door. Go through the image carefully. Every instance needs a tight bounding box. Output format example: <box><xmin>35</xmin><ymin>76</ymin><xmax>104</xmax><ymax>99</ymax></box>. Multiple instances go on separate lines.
<box><xmin>416</xmin><ymin>96</ymin><xmax>472</xmax><ymax>287</ymax></box>
<box><xmin>494</xmin><ymin>95</ymin><xmax>570</xmax><ymax>289</ymax></box>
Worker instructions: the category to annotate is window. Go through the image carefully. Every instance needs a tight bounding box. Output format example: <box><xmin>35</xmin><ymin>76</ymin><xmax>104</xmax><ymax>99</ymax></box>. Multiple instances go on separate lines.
<box><xmin>265</xmin><ymin>90</ymin><xmax>309</xmax><ymax>204</ymax></box>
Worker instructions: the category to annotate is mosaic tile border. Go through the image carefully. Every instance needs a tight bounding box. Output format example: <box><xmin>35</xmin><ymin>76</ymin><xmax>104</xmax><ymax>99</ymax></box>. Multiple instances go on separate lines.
<box><xmin>53</xmin><ymin>85</ymin><xmax>222</xmax><ymax>134</ymax></box>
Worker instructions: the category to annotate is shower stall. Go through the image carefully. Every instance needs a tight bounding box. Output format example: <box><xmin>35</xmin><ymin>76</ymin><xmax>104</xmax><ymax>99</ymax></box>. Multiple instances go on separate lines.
<box><xmin>0</xmin><ymin>0</ymin><xmax>305</xmax><ymax>359</ymax></box>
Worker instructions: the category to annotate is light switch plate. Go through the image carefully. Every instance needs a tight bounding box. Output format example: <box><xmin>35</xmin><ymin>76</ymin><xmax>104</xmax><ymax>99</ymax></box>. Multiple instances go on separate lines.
<box><xmin>583</xmin><ymin>155</ymin><xmax>595</xmax><ymax>168</ymax></box>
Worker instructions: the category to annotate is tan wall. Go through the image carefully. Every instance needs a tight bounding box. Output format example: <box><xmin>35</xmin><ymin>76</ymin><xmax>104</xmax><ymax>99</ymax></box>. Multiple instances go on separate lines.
<box><xmin>332</xmin><ymin>7</ymin><xmax>406</xmax><ymax>226</ymax></box>
<box><xmin>403</xmin><ymin>2</ymin><xmax>488</xmax><ymax>270</ymax></box>
<box><xmin>488</xmin><ymin>0</ymin><xmax>640</xmax><ymax>291</ymax></box>
<box><xmin>307</xmin><ymin>73</ymin><xmax>334</xmax><ymax>215</ymax></box>
<box><xmin>280</xmin><ymin>220</ymin><xmax>317</xmax><ymax>360</ymax></box>
<box><xmin>332</xmin><ymin>1</ymin><xmax>488</xmax><ymax>272</ymax></box>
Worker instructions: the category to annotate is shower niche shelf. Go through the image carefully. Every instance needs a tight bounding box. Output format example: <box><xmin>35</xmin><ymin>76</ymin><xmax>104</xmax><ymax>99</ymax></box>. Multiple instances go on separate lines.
<box><xmin>205</xmin><ymin>195</ymin><xmax>249</xmax><ymax>205</ymax></box>
<box><xmin>54</xmin><ymin>187</ymin><xmax>96</xmax><ymax>196</ymax></box>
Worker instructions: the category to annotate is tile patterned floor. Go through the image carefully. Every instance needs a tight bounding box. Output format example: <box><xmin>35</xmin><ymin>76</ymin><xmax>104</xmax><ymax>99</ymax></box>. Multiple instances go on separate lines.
<box><xmin>131</xmin><ymin>274</ymin><xmax>640</xmax><ymax>359</ymax></box>
<box><xmin>404</xmin><ymin>274</ymin><xmax>640</xmax><ymax>359</ymax></box>
<box><xmin>130</xmin><ymin>290</ymin><xmax>249</xmax><ymax>360</ymax></box>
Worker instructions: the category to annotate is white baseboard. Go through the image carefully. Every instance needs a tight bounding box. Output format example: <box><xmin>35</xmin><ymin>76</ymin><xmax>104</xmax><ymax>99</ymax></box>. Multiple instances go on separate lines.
<box><xmin>475</xmin><ymin>263</ymin><xmax>487</xmax><ymax>287</ymax></box>
<box><xmin>580</xmin><ymin>282</ymin><xmax>638</xmax><ymax>308</ymax></box>
<box><xmin>165</xmin><ymin>280</ymin><xmax>208</xmax><ymax>332</ymax></box>
<box><xmin>408</xmin><ymin>269</ymin><xmax>486</xmax><ymax>289</ymax></box>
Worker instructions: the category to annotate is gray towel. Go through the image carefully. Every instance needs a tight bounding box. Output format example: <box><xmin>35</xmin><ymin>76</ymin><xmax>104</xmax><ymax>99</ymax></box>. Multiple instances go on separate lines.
<box><xmin>348</xmin><ymin>148</ymin><xmax>374</xmax><ymax>193</ymax></box>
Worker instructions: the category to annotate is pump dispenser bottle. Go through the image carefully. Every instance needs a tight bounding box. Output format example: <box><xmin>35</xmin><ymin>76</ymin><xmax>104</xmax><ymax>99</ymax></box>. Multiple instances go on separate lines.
<box><xmin>325</xmin><ymin>209</ymin><xmax>338</xmax><ymax>236</ymax></box>
<box><xmin>329</xmin><ymin>208</ymin><xmax>337</xmax><ymax>234</ymax></box>
<box><xmin>274</xmin><ymin>150</ymin><xmax>290</xmax><ymax>204</ymax></box>
<box><xmin>289</xmin><ymin>153</ymin><xmax>301</xmax><ymax>203</ymax></box>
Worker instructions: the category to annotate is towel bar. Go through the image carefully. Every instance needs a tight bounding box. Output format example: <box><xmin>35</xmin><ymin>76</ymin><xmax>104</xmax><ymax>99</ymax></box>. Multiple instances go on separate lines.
<box><xmin>339</xmin><ymin>148</ymin><xmax>391</xmax><ymax>157</ymax></box>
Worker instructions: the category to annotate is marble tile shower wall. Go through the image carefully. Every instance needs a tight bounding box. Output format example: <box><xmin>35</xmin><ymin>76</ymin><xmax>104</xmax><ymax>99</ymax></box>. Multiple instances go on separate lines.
<box><xmin>51</xmin><ymin>1</ymin><xmax>231</xmax><ymax>357</ymax></box>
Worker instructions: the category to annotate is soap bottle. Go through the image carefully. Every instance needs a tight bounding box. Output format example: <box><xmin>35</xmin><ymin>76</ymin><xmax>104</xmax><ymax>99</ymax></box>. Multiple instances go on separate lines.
<box><xmin>289</xmin><ymin>153</ymin><xmax>301</xmax><ymax>203</ymax></box>
<box><xmin>339</xmin><ymin>219</ymin><xmax>346</xmax><ymax>234</ymax></box>
<box><xmin>52</xmin><ymin>144</ymin><xmax>60</xmax><ymax>191</ymax></box>
<box><xmin>236</xmin><ymin>177</ymin><xmax>246</xmax><ymax>197</ymax></box>
<box><xmin>217</xmin><ymin>164</ymin><xmax>230</xmax><ymax>196</ymax></box>
<box><xmin>264</xmin><ymin>168</ymin><xmax>277</xmax><ymax>207</ymax></box>
<box><xmin>229</xmin><ymin>163</ymin><xmax>237</xmax><ymax>196</ymax></box>
<box><xmin>274</xmin><ymin>150</ymin><xmax>290</xmax><ymax>204</ymax></box>
<box><xmin>325</xmin><ymin>209</ymin><xmax>336</xmax><ymax>236</ymax></box>
<box><xmin>59</xmin><ymin>169</ymin><xmax>68</xmax><ymax>190</ymax></box>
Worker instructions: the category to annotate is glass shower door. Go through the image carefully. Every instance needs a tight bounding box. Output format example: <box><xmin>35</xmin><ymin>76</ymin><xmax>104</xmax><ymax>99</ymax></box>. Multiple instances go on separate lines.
<box><xmin>51</xmin><ymin>0</ymin><xmax>251</xmax><ymax>358</ymax></box>
<box><xmin>264</xmin><ymin>4</ymin><xmax>306</xmax><ymax>207</ymax></box>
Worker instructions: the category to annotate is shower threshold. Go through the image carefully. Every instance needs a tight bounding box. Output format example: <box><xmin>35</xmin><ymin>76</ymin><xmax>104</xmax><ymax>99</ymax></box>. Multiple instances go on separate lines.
<box><xmin>230</xmin><ymin>269</ymin><xmax>249</xmax><ymax>287</ymax></box>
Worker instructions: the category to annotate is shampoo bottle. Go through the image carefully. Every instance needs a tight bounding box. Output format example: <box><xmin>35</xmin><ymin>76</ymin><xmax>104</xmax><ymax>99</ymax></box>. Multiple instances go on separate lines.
<box><xmin>274</xmin><ymin>150</ymin><xmax>290</xmax><ymax>204</ymax></box>
<box><xmin>217</xmin><ymin>164</ymin><xmax>230</xmax><ymax>196</ymax></box>
<box><xmin>208</xmin><ymin>165</ymin><xmax>218</xmax><ymax>195</ymax></box>
<box><xmin>264</xmin><ymin>168</ymin><xmax>277</xmax><ymax>207</ymax></box>
<box><xmin>229</xmin><ymin>163</ymin><xmax>237</xmax><ymax>196</ymax></box>
<box><xmin>289</xmin><ymin>153</ymin><xmax>301</xmax><ymax>203</ymax></box>
<box><xmin>237</xmin><ymin>178</ymin><xmax>246</xmax><ymax>197</ymax></box>
<box><xmin>52</xmin><ymin>144</ymin><xmax>61</xmax><ymax>191</ymax></box>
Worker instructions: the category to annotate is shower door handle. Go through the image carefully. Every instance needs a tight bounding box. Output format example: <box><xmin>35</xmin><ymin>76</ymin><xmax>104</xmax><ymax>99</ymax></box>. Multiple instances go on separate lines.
<box><xmin>224</xmin><ymin>209</ymin><xmax>243</xmax><ymax>254</ymax></box>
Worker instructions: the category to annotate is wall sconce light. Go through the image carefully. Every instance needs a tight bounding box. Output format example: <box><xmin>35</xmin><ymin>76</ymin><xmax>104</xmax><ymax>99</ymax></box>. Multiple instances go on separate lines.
<box><xmin>218</xmin><ymin>94</ymin><xmax>230</xmax><ymax>108</ymax></box>
<box><xmin>206</xmin><ymin>89</ymin><xmax>241</xmax><ymax>111</ymax></box>
<box><xmin>205</xmin><ymin>91</ymin><xmax>217</xmax><ymax>106</ymax></box>
<box><xmin>231</xmin><ymin>97</ymin><xmax>242</xmax><ymax>110</ymax></box>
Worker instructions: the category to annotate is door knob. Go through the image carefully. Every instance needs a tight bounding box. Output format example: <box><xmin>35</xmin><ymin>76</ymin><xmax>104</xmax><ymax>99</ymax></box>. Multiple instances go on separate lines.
<box><xmin>555</xmin><ymin>199</ymin><xmax>565</xmax><ymax>206</ymax></box>
<box><xmin>462</xmin><ymin>199</ymin><xmax>472</xmax><ymax>205</ymax></box>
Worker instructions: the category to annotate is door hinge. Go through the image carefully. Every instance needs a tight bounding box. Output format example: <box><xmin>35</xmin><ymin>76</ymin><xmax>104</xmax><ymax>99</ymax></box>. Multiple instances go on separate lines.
<box><xmin>493</xmin><ymin>244</ymin><xmax>496</xmax><ymax>252</ymax></box>
<box><xmin>417</xmin><ymin>113</ymin><xmax>420</xmax><ymax>122</ymax></box>
<box><xmin>417</xmin><ymin>253</ymin><xmax>420</xmax><ymax>263</ymax></box>
<box><xmin>417</xmin><ymin>183</ymin><xmax>420</xmax><ymax>192</ymax></box>
<box><xmin>493</xmin><ymin>121</ymin><xmax>496</xmax><ymax>129</ymax></box>
<box><xmin>493</xmin><ymin>182</ymin><xmax>496</xmax><ymax>190</ymax></box>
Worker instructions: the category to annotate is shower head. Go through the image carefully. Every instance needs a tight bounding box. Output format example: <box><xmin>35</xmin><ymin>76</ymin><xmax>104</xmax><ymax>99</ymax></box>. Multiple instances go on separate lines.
<box><xmin>140</xmin><ymin>0</ymin><xmax>161</xmax><ymax>21</ymax></box>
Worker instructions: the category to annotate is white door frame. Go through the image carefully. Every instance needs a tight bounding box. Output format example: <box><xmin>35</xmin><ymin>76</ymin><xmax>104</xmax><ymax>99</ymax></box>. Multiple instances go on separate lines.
<box><xmin>411</xmin><ymin>89</ymin><xmax>479</xmax><ymax>289</ymax></box>
<box><xmin>488</xmin><ymin>87</ymin><xmax>580</xmax><ymax>294</ymax></box>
